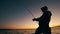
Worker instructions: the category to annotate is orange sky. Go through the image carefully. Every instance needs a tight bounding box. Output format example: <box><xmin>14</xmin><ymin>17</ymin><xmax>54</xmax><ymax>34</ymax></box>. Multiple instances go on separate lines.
<box><xmin>0</xmin><ymin>0</ymin><xmax>60</xmax><ymax>29</ymax></box>
<box><xmin>0</xmin><ymin>7</ymin><xmax>60</xmax><ymax>29</ymax></box>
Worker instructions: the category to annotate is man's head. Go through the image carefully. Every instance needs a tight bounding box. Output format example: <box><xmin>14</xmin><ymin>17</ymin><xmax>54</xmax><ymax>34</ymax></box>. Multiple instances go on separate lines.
<box><xmin>41</xmin><ymin>6</ymin><xmax>48</xmax><ymax>12</ymax></box>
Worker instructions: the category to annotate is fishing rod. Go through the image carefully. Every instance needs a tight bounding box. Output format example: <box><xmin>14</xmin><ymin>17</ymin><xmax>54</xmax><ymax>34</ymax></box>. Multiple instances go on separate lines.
<box><xmin>24</xmin><ymin>8</ymin><xmax>35</xmax><ymax>18</ymax></box>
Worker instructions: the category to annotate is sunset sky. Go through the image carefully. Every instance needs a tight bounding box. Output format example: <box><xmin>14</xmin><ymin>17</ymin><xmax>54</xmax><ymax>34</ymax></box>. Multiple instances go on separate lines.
<box><xmin>0</xmin><ymin>0</ymin><xmax>60</xmax><ymax>29</ymax></box>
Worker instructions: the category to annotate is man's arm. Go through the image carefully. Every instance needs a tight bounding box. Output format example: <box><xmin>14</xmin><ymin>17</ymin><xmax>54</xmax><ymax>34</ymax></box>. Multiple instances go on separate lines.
<box><xmin>32</xmin><ymin>18</ymin><xmax>40</xmax><ymax>21</ymax></box>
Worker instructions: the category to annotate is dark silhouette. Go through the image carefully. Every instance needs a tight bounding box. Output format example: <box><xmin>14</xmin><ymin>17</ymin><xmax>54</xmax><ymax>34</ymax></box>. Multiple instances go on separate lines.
<box><xmin>32</xmin><ymin>6</ymin><xmax>52</xmax><ymax>34</ymax></box>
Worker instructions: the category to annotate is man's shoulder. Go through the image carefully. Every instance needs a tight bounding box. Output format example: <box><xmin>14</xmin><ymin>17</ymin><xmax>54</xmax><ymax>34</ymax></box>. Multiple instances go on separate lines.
<box><xmin>47</xmin><ymin>11</ymin><xmax>51</xmax><ymax>13</ymax></box>
<box><xmin>47</xmin><ymin>11</ymin><xmax>52</xmax><ymax>15</ymax></box>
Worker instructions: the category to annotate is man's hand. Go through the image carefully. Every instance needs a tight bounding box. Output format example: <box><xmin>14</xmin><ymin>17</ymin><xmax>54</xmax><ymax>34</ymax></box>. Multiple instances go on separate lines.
<box><xmin>32</xmin><ymin>18</ymin><xmax>36</xmax><ymax>21</ymax></box>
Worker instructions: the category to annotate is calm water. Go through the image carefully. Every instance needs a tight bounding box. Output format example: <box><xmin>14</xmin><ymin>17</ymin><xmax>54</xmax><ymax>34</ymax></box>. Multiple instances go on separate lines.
<box><xmin>0</xmin><ymin>29</ymin><xmax>60</xmax><ymax>34</ymax></box>
<box><xmin>0</xmin><ymin>29</ymin><xmax>35</xmax><ymax>34</ymax></box>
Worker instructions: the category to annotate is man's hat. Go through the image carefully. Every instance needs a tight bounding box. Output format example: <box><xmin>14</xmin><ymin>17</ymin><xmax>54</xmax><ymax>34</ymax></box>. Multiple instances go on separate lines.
<box><xmin>41</xmin><ymin>6</ymin><xmax>48</xmax><ymax>10</ymax></box>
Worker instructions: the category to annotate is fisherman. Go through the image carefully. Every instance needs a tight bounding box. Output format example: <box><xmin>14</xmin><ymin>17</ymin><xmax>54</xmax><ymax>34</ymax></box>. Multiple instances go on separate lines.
<box><xmin>32</xmin><ymin>6</ymin><xmax>52</xmax><ymax>34</ymax></box>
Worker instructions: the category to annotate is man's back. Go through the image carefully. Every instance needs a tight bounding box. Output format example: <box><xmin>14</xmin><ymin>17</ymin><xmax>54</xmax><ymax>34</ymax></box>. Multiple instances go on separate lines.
<box><xmin>39</xmin><ymin>11</ymin><xmax>52</xmax><ymax>27</ymax></box>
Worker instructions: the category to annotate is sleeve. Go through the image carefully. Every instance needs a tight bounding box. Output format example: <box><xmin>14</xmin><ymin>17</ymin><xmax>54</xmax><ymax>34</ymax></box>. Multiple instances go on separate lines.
<box><xmin>33</xmin><ymin>17</ymin><xmax>40</xmax><ymax>21</ymax></box>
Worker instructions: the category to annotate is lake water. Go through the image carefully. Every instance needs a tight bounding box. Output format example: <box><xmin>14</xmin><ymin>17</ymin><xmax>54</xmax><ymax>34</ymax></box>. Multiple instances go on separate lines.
<box><xmin>0</xmin><ymin>28</ymin><xmax>60</xmax><ymax>34</ymax></box>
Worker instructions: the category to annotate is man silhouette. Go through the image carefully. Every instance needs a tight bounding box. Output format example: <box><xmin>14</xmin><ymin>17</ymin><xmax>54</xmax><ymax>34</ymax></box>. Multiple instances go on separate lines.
<box><xmin>32</xmin><ymin>6</ymin><xmax>52</xmax><ymax>34</ymax></box>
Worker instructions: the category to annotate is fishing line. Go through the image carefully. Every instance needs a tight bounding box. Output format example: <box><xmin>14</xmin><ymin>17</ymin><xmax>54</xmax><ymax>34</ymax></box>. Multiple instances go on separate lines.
<box><xmin>24</xmin><ymin>8</ymin><xmax>35</xmax><ymax>18</ymax></box>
